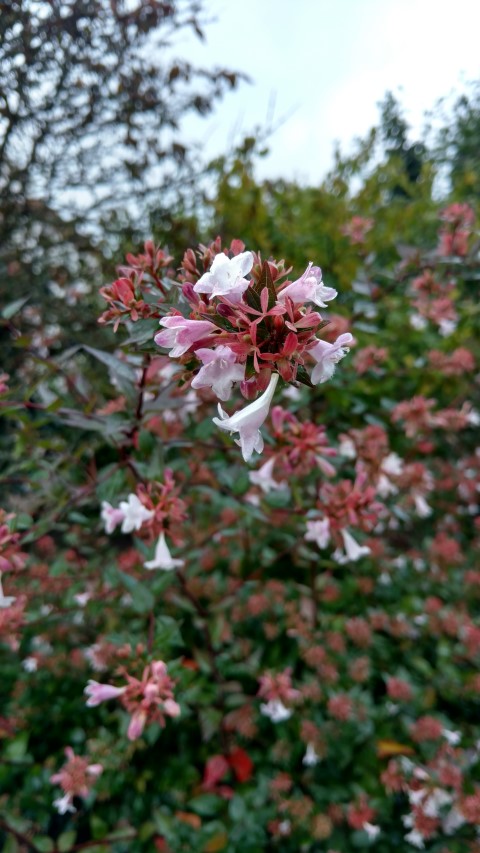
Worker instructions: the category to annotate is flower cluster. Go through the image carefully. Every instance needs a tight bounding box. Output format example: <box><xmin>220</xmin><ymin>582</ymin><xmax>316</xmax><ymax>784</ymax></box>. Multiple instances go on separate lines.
<box><xmin>50</xmin><ymin>747</ymin><xmax>103</xmax><ymax>815</ymax></box>
<box><xmin>85</xmin><ymin>660</ymin><xmax>180</xmax><ymax>741</ymax></box>
<box><xmin>153</xmin><ymin>240</ymin><xmax>352</xmax><ymax>459</ymax></box>
<box><xmin>101</xmin><ymin>470</ymin><xmax>186</xmax><ymax>569</ymax></box>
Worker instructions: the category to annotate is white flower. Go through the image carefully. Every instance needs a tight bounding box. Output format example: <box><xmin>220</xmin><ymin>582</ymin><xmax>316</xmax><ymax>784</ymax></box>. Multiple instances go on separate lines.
<box><xmin>305</xmin><ymin>517</ymin><xmax>331</xmax><ymax>549</ymax></box>
<box><xmin>443</xmin><ymin>806</ymin><xmax>466</xmax><ymax>834</ymax></box>
<box><xmin>439</xmin><ymin>318</ymin><xmax>457</xmax><ymax>337</ymax></box>
<box><xmin>382</xmin><ymin>452</ymin><xmax>404</xmax><ymax>476</ymax></box>
<box><xmin>194</xmin><ymin>251</ymin><xmax>253</xmax><ymax>300</ymax></box>
<box><xmin>118</xmin><ymin>494</ymin><xmax>154</xmax><ymax>533</ymax></box>
<box><xmin>413</xmin><ymin>494</ymin><xmax>432</xmax><ymax>518</ymax></box>
<box><xmin>302</xmin><ymin>743</ymin><xmax>320</xmax><ymax>766</ymax></box>
<box><xmin>410</xmin><ymin>313</ymin><xmax>428</xmax><ymax>331</ymax></box>
<box><xmin>443</xmin><ymin>728</ymin><xmax>461</xmax><ymax>746</ymax></box>
<box><xmin>467</xmin><ymin>408</ymin><xmax>480</xmax><ymax>426</ymax></box>
<box><xmin>309</xmin><ymin>333</ymin><xmax>353</xmax><ymax>384</ymax></box>
<box><xmin>74</xmin><ymin>590</ymin><xmax>92</xmax><ymax>607</ymax></box>
<box><xmin>260</xmin><ymin>699</ymin><xmax>292</xmax><ymax>723</ymax></box>
<box><xmin>363</xmin><ymin>822</ymin><xmax>381</xmax><ymax>841</ymax></box>
<box><xmin>54</xmin><ymin>793</ymin><xmax>76</xmax><ymax>815</ymax></box>
<box><xmin>249</xmin><ymin>457</ymin><xmax>287</xmax><ymax>493</ymax></box>
<box><xmin>404</xmin><ymin>829</ymin><xmax>425</xmax><ymax>848</ymax></box>
<box><xmin>144</xmin><ymin>533</ymin><xmax>185</xmax><ymax>571</ymax></box>
<box><xmin>0</xmin><ymin>573</ymin><xmax>15</xmax><ymax>609</ymax></box>
<box><xmin>22</xmin><ymin>657</ymin><xmax>38</xmax><ymax>672</ymax></box>
<box><xmin>191</xmin><ymin>346</ymin><xmax>245</xmax><ymax>401</ymax></box>
<box><xmin>422</xmin><ymin>788</ymin><xmax>452</xmax><ymax>818</ymax></box>
<box><xmin>339</xmin><ymin>437</ymin><xmax>357</xmax><ymax>458</ymax></box>
<box><xmin>213</xmin><ymin>373</ymin><xmax>279</xmax><ymax>462</ymax></box>
<box><xmin>377</xmin><ymin>473</ymin><xmax>398</xmax><ymax>498</ymax></box>
<box><xmin>333</xmin><ymin>529</ymin><xmax>371</xmax><ymax>564</ymax></box>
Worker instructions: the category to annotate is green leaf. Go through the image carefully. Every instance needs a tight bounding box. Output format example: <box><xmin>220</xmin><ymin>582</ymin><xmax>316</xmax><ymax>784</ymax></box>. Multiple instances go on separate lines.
<box><xmin>245</xmin><ymin>354</ymin><xmax>256</xmax><ymax>379</ymax></box>
<box><xmin>199</xmin><ymin>312</ymin><xmax>236</xmax><ymax>333</ymax></box>
<box><xmin>155</xmin><ymin>614</ymin><xmax>183</xmax><ymax>649</ymax></box>
<box><xmin>117</xmin><ymin>570</ymin><xmax>155</xmax><ymax>614</ymax></box>
<box><xmin>2</xmin><ymin>297</ymin><xmax>29</xmax><ymax>320</ymax></box>
<box><xmin>57</xmin><ymin>408</ymin><xmax>126</xmax><ymax>437</ymax></box>
<box><xmin>32</xmin><ymin>838</ymin><xmax>55</xmax><ymax>853</ymax></box>
<box><xmin>82</xmin><ymin>346</ymin><xmax>137</xmax><ymax>383</ymax></box>
<box><xmin>189</xmin><ymin>794</ymin><xmax>224</xmax><ymax>817</ymax></box>
<box><xmin>3</xmin><ymin>835</ymin><xmax>18</xmax><ymax>853</ymax></box>
<box><xmin>57</xmin><ymin>831</ymin><xmax>77</xmax><ymax>852</ymax></box>
<box><xmin>5</xmin><ymin>733</ymin><xmax>29</xmax><ymax>761</ymax></box>
<box><xmin>295</xmin><ymin>365</ymin><xmax>314</xmax><ymax>388</ymax></box>
<box><xmin>123</xmin><ymin>318</ymin><xmax>160</xmax><ymax>346</ymax></box>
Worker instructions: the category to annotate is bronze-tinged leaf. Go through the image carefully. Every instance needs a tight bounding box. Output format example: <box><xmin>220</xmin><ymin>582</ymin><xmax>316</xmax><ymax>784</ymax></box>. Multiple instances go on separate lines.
<box><xmin>203</xmin><ymin>833</ymin><xmax>228</xmax><ymax>852</ymax></box>
<box><xmin>175</xmin><ymin>811</ymin><xmax>201</xmax><ymax>829</ymax></box>
<box><xmin>376</xmin><ymin>739</ymin><xmax>415</xmax><ymax>759</ymax></box>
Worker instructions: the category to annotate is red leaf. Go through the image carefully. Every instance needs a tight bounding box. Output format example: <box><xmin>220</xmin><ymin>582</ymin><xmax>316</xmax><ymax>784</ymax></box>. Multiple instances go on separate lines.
<box><xmin>228</xmin><ymin>747</ymin><xmax>254</xmax><ymax>783</ymax></box>
<box><xmin>202</xmin><ymin>755</ymin><xmax>229</xmax><ymax>790</ymax></box>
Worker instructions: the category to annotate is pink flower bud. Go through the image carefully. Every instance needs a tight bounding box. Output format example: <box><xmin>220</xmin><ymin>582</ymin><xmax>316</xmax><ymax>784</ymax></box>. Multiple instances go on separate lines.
<box><xmin>84</xmin><ymin>680</ymin><xmax>126</xmax><ymax>707</ymax></box>
<box><xmin>163</xmin><ymin>699</ymin><xmax>181</xmax><ymax>718</ymax></box>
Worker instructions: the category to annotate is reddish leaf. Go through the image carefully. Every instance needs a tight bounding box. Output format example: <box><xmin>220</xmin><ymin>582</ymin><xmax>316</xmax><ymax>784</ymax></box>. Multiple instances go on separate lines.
<box><xmin>228</xmin><ymin>747</ymin><xmax>254</xmax><ymax>783</ymax></box>
<box><xmin>202</xmin><ymin>755</ymin><xmax>229</xmax><ymax>790</ymax></box>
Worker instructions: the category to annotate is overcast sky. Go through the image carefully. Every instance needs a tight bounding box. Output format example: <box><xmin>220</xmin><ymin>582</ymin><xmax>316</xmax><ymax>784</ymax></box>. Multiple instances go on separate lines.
<box><xmin>178</xmin><ymin>0</ymin><xmax>480</xmax><ymax>184</ymax></box>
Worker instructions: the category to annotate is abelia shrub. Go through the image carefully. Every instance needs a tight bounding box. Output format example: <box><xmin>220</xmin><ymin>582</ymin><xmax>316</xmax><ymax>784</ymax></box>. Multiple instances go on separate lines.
<box><xmin>1</xmin><ymin>206</ymin><xmax>479</xmax><ymax>852</ymax></box>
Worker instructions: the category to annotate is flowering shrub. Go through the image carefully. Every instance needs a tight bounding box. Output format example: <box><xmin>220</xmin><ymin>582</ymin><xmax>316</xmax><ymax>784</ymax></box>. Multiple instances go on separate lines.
<box><xmin>1</xmin><ymin>205</ymin><xmax>479</xmax><ymax>852</ymax></box>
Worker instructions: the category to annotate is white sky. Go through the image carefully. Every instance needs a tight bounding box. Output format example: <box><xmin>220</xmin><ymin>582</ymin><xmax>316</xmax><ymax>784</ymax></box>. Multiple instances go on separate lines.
<box><xmin>178</xmin><ymin>0</ymin><xmax>480</xmax><ymax>184</ymax></box>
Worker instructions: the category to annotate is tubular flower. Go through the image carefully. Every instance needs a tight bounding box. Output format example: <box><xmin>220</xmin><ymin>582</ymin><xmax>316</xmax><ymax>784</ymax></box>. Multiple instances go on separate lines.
<box><xmin>309</xmin><ymin>333</ymin><xmax>354</xmax><ymax>384</ymax></box>
<box><xmin>249</xmin><ymin>457</ymin><xmax>287</xmax><ymax>493</ymax></box>
<box><xmin>278</xmin><ymin>262</ymin><xmax>337</xmax><ymax>308</ymax></box>
<box><xmin>213</xmin><ymin>373</ymin><xmax>279</xmax><ymax>462</ymax></box>
<box><xmin>144</xmin><ymin>533</ymin><xmax>185</xmax><ymax>571</ymax></box>
<box><xmin>155</xmin><ymin>316</ymin><xmax>217</xmax><ymax>358</ymax></box>
<box><xmin>333</xmin><ymin>529</ymin><xmax>371</xmax><ymax>563</ymax></box>
<box><xmin>100</xmin><ymin>501</ymin><xmax>125</xmax><ymax>534</ymax></box>
<box><xmin>84</xmin><ymin>680</ymin><xmax>127</xmax><ymax>707</ymax></box>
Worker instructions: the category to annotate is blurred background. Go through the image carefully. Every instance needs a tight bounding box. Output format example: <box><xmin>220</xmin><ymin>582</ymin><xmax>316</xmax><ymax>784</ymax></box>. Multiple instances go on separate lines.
<box><xmin>2</xmin><ymin>0</ymin><xmax>480</xmax><ymax>362</ymax></box>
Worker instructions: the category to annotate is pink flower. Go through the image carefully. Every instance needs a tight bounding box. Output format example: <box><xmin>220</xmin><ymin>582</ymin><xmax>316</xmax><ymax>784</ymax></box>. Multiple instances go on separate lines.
<box><xmin>278</xmin><ymin>262</ymin><xmax>337</xmax><ymax>308</ymax></box>
<box><xmin>163</xmin><ymin>698</ymin><xmax>181</xmax><ymax>717</ymax></box>
<box><xmin>144</xmin><ymin>533</ymin><xmax>184</xmax><ymax>571</ymax></box>
<box><xmin>213</xmin><ymin>373</ymin><xmax>279</xmax><ymax>462</ymax></box>
<box><xmin>191</xmin><ymin>345</ymin><xmax>245</xmax><ymax>401</ymax></box>
<box><xmin>84</xmin><ymin>680</ymin><xmax>127</xmax><ymax>707</ymax></box>
<box><xmin>309</xmin><ymin>333</ymin><xmax>353</xmax><ymax>384</ymax></box>
<box><xmin>155</xmin><ymin>315</ymin><xmax>217</xmax><ymax>357</ymax></box>
<box><xmin>305</xmin><ymin>517</ymin><xmax>331</xmax><ymax>548</ymax></box>
<box><xmin>51</xmin><ymin>748</ymin><xmax>103</xmax><ymax>814</ymax></box>
<box><xmin>127</xmin><ymin>709</ymin><xmax>147</xmax><ymax>741</ymax></box>
<box><xmin>100</xmin><ymin>500</ymin><xmax>125</xmax><ymax>534</ymax></box>
<box><xmin>193</xmin><ymin>251</ymin><xmax>253</xmax><ymax>300</ymax></box>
